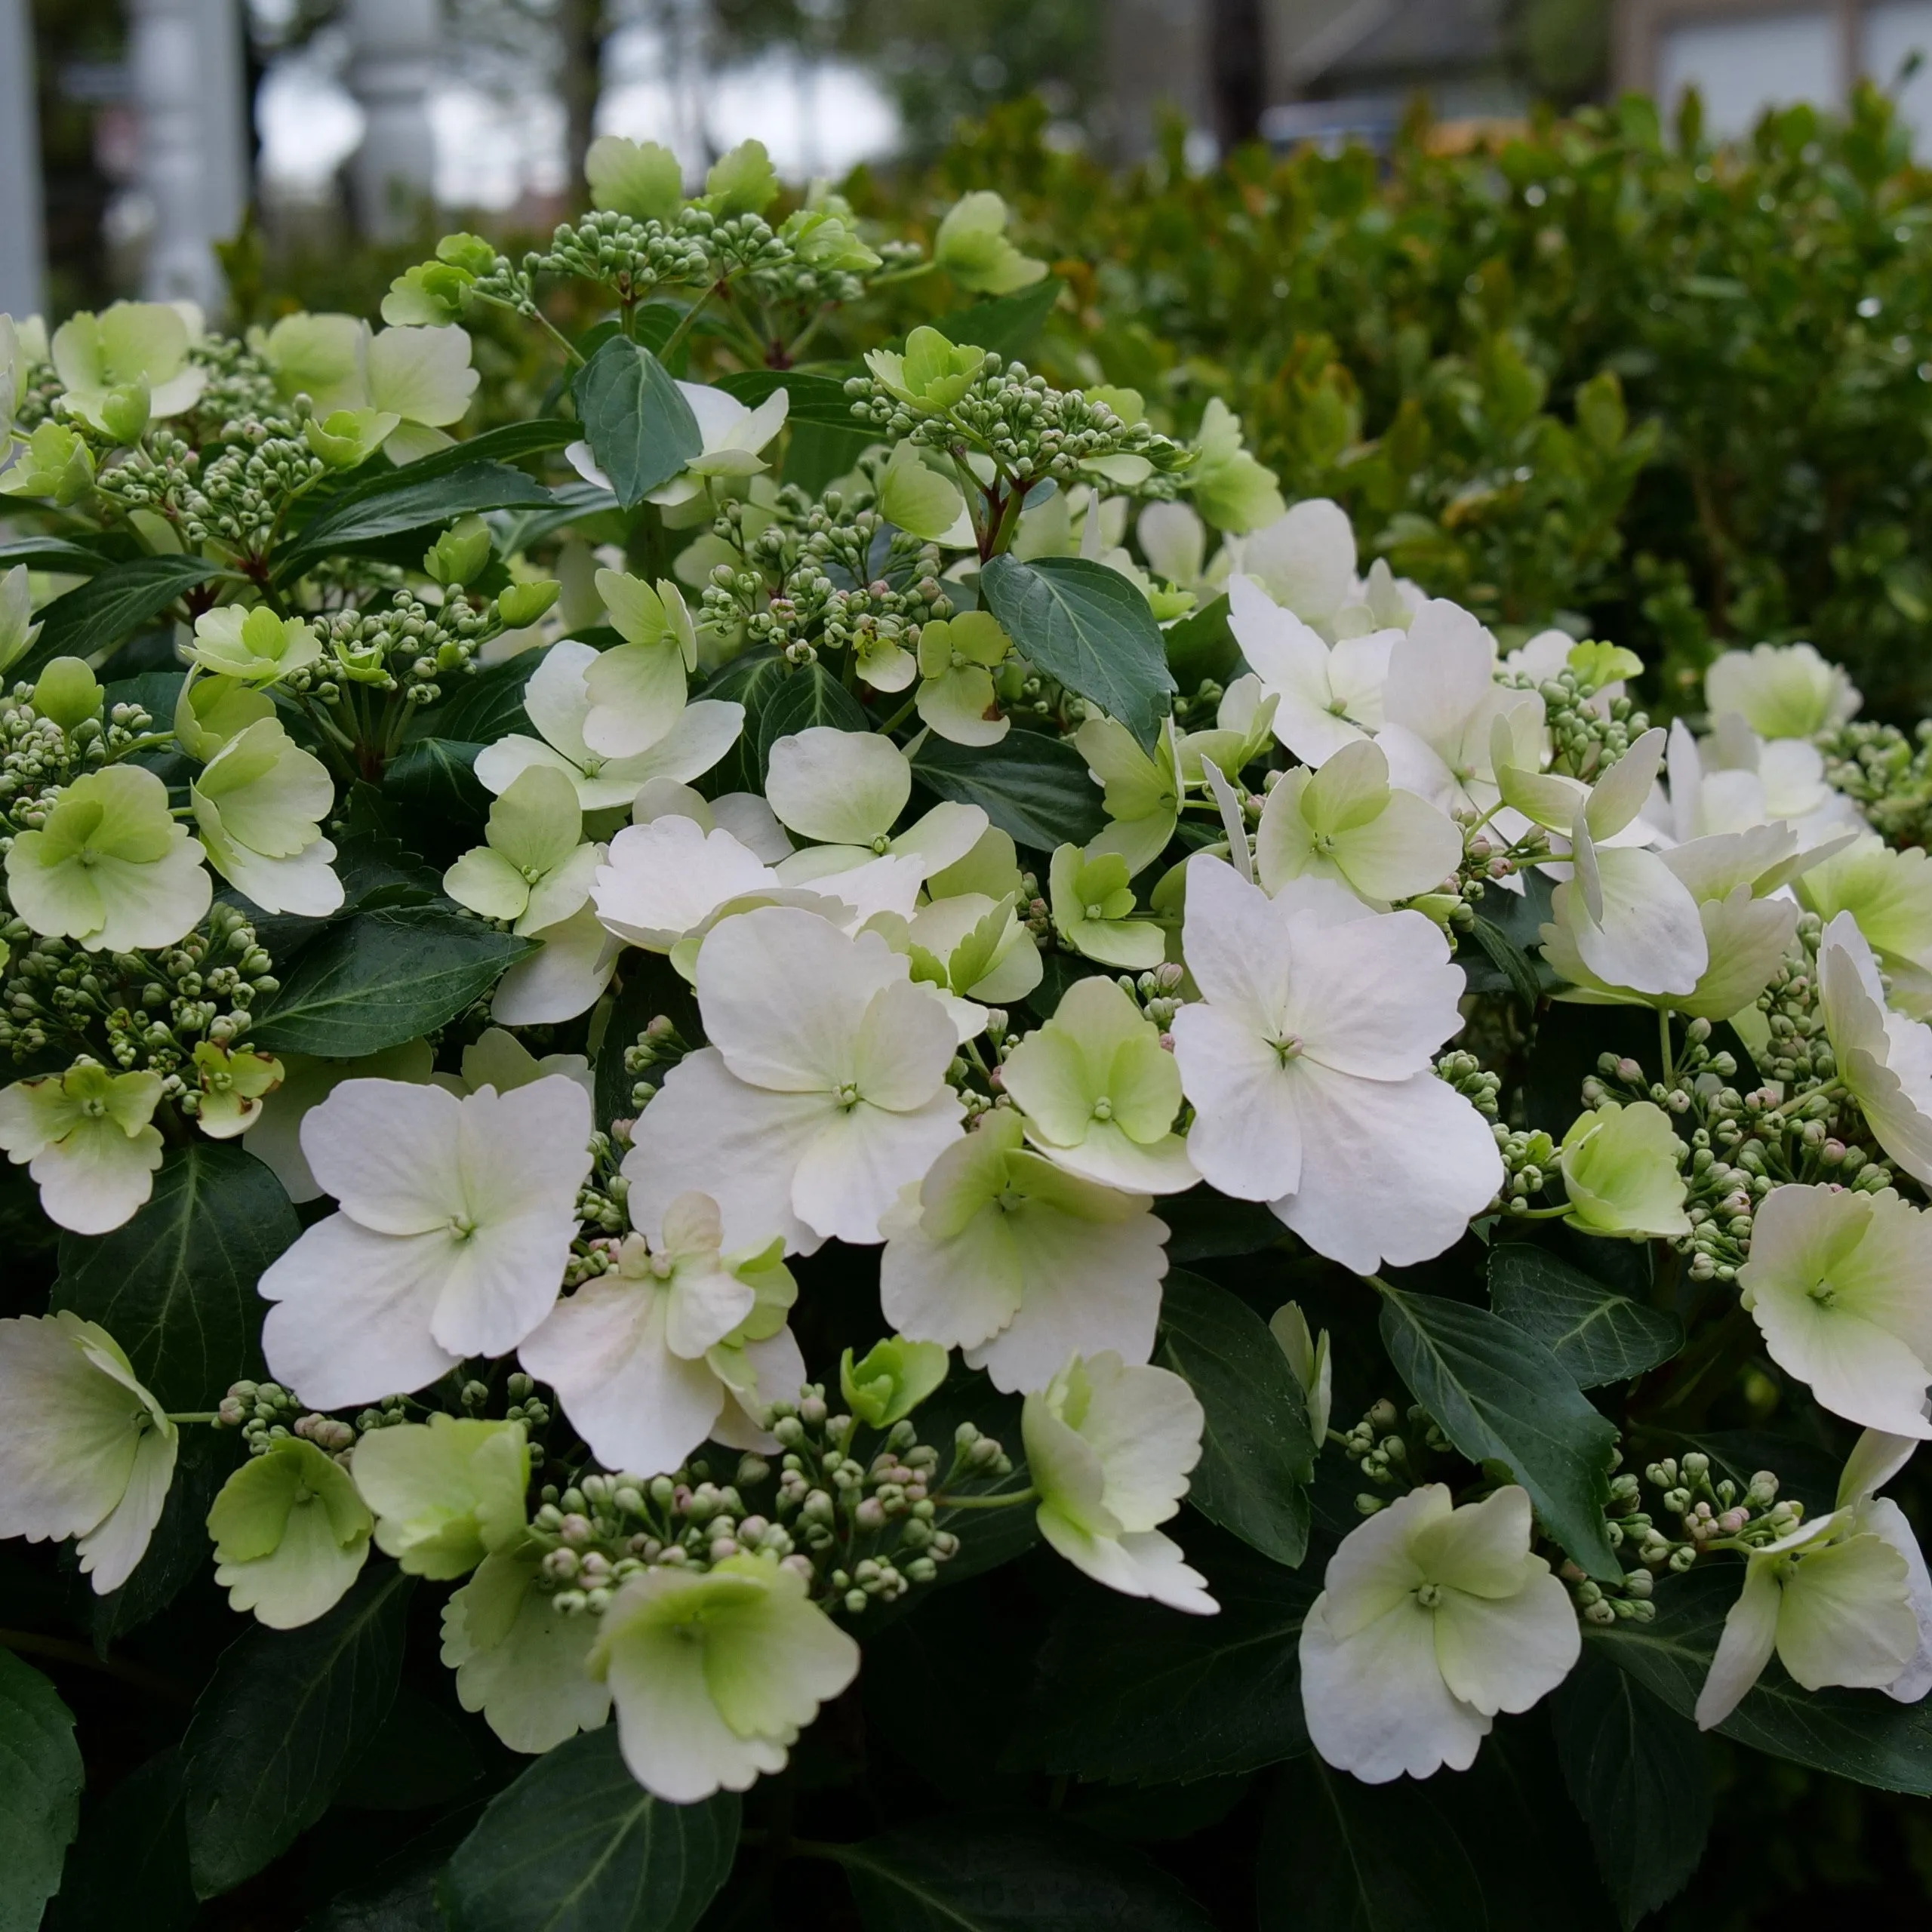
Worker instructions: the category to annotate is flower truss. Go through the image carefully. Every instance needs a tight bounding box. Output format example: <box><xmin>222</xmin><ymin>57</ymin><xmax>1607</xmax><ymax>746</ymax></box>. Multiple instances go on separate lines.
<box><xmin>2</xmin><ymin>143</ymin><xmax>1931</xmax><ymax>1932</ymax></box>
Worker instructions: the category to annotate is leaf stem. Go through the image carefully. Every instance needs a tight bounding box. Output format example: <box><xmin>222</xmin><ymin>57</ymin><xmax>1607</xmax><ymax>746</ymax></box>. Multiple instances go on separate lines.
<box><xmin>0</xmin><ymin>1628</ymin><xmax>192</xmax><ymax>1705</ymax></box>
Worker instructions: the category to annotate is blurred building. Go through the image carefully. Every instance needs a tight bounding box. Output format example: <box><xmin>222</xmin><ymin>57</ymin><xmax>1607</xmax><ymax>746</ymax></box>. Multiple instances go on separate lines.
<box><xmin>1616</xmin><ymin>1</ymin><xmax>1932</xmax><ymax>137</ymax></box>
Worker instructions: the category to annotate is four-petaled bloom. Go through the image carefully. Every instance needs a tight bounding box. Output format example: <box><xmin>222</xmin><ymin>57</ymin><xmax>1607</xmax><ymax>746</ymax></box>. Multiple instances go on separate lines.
<box><xmin>623</xmin><ymin>907</ymin><xmax>963</xmax><ymax>1254</ymax></box>
<box><xmin>518</xmin><ymin>1191</ymin><xmax>804</xmax><ymax>1479</ymax></box>
<box><xmin>259</xmin><ymin>1076</ymin><xmax>593</xmax><ymax>1409</ymax></box>
<box><xmin>1300</xmin><ymin>1484</ymin><xmax>1579</xmax><ymax>1783</ymax></box>
<box><xmin>1171</xmin><ymin>854</ymin><xmax>1501</xmax><ymax>1273</ymax></box>
<box><xmin>881</xmin><ymin>1111</ymin><xmax>1171</xmax><ymax>1392</ymax></box>
<box><xmin>1558</xmin><ymin>1100</ymin><xmax>1691</xmax><ymax>1239</ymax></box>
<box><xmin>5</xmin><ymin>764</ymin><xmax>211</xmax><ymax>952</ymax></box>
<box><xmin>208</xmin><ymin>1435</ymin><xmax>372</xmax><ymax>1628</ymax></box>
<box><xmin>351</xmin><ymin>1415</ymin><xmax>531</xmax><ymax>1579</ymax></box>
<box><xmin>1022</xmin><ymin>1351</ymin><xmax>1216</xmax><ymax>1614</ymax></box>
<box><xmin>589</xmin><ymin>1552</ymin><xmax>861</xmax><ymax>1802</ymax></box>
<box><xmin>0</xmin><ymin>1312</ymin><xmax>178</xmax><ymax>1594</ymax></box>
<box><xmin>0</xmin><ymin>1062</ymin><xmax>165</xmax><ymax>1233</ymax></box>
<box><xmin>1738</xmin><ymin>1184</ymin><xmax>1932</xmax><ymax>1438</ymax></box>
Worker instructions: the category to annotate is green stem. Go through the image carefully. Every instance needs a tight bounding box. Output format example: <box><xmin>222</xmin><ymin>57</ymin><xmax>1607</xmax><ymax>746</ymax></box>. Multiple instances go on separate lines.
<box><xmin>658</xmin><ymin>285</ymin><xmax>718</xmax><ymax>363</ymax></box>
<box><xmin>1505</xmin><ymin>1201</ymin><xmax>1574</xmax><ymax>1221</ymax></box>
<box><xmin>167</xmin><ymin>1411</ymin><xmax>220</xmax><ymax>1423</ymax></box>
<box><xmin>873</xmin><ymin>694</ymin><xmax>919</xmax><ymax>736</ymax></box>
<box><xmin>0</xmin><ymin>1629</ymin><xmax>191</xmax><ymax>1705</ymax></box>
<box><xmin>1658</xmin><ymin>1008</ymin><xmax>1676</xmax><ymax>1089</ymax></box>
<box><xmin>931</xmin><ymin>1485</ymin><xmax>1037</xmax><ymax>1510</ymax></box>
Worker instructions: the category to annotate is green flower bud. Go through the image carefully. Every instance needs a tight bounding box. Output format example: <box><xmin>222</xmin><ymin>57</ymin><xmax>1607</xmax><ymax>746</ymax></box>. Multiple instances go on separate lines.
<box><xmin>840</xmin><ymin>1337</ymin><xmax>950</xmax><ymax>1429</ymax></box>
<box><xmin>98</xmin><ymin>378</ymin><xmax>152</xmax><ymax>446</ymax></box>
<box><xmin>425</xmin><ymin>516</ymin><xmax>493</xmax><ymax>587</ymax></box>
<box><xmin>497</xmin><ymin>579</ymin><xmax>561</xmax><ymax>629</ymax></box>
<box><xmin>32</xmin><ymin>656</ymin><xmax>102</xmax><ymax>730</ymax></box>
<box><xmin>305</xmin><ymin>407</ymin><xmax>401</xmax><ymax>468</ymax></box>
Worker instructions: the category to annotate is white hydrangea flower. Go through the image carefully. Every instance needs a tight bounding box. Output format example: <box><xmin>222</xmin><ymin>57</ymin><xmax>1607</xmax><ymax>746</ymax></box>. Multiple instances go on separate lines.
<box><xmin>259</xmin><ymin>1076</ymin><xmax>593</xmax><ymax>1409</ymax></box>
<box><xmin>239</xmin><ymin>1041</ymin><xmax>435</xmax><ymax>1203</ymax></box>
<box><xmin>1254</xmin><ymin>735</ymin><xmax>1463</xmax><ymax>909</ymax></box>
<box><xmin>1022</xmin><ymin>1351</ymin><xmax>1215</xmax><ymax>1614</ymax></box>
<box><xmin>1228</xmin><ymin>572</ymin><xmax>1395</xmax><ymax>768</ymax></box>
<box><xmin>588</xmin><ymin>1551</ymin><xmax>859</xmax><ymax>1802</ymax></box>
<box><xmin>1695</xmin><ymin>1497</ymin><xmax>1922</xmax><ymax>1730</ymax></box>
<box><xmin>879</xmin><ymin>1112</ymin><xmax>1169</xmax><ymax>1392</ymax></box>
<box><xmin>623</xmin><ymin>906</ymin><xmax>964</xmax><ymax>1254</ymax></box>
<box><xmin>1299</xmin><ymin>1484</ymin><xmax>1579</xmax><ymax>1783</ymax></box>
<box><xmin>1798</xmin><ymin>834</ymin><xmax>1932</xmax><ymax>1020</ymax></box>
<box><xmin>519</xmin><ymin>1192</ymin><xmax>805</xmax><ymax>1478</ymax></box>
<box><xmin>1375</xmin><ymin>600</ymin><xmax>1544</xmax><ymax>820</ymax></box>
<box><xmin>1226</xmin><ymin>498</ymin><xmax>1358</xmax><ymax>632</ymax></box>
<box><xmin>208</xmin><ymin>1435</ymin><xmax>371</xmax><ymax>1629</ymax></box>
<box><xmin>191</xmin><ymin>718</ymin><xmax>344</xmax><ymax>918</ymax></box>
<box><xmin>1664</xmin><ymin>715</ymin><xmax>1860</xmax><ymax>847</ymax></box>
<box><xmin>592</xmin><ymin>812</ymin><xmax>781</xmax><ymax>952</ymax></box>
<box><xmin>764</xmin><ymin>728</ymin><xmax>987</xmax><ymax>890</ymax></box>
<box><xmin>474</xmin><ymin>641</ymin><xmax>744</xmax><ymax>812</ymax></box>
<box><xmin>1170</xmin><ymin>854</ymin><xmax>1501</xmax><ymax>1274</ymax></box>
<box><xmin>0</xmin><ymin>1312</ymin><xmax>178</xmax><ymax>1594</ymax></box>
<box><xmin>1737</xmin><ymin>1184</ymin><xmax>1932</xmax><ymax>1439</ymax></box>
<box><xmin>1818</xmin><ymin>912</ymin><xmax>1932</xmax><ymax>1186</ymax></box>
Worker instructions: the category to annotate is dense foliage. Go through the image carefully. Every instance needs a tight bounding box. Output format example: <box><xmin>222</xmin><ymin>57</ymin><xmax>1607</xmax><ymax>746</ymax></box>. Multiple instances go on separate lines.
<box><xmin>7</xmin><ymin>101</ymin><xmax>1932</xmax><ymax>1932</ymax></box>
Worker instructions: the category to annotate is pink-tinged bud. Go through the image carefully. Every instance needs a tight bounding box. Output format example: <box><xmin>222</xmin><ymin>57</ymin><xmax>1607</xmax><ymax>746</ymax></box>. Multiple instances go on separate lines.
<box><xmin>559</xmin><ymin>1513</ymin><xmax>593</xmax><ymax>1546</ymax></box>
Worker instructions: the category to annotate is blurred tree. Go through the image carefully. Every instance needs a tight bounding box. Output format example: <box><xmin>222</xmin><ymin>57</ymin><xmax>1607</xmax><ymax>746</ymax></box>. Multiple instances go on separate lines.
<box><xmin>711</xmin><ymin>0</ymin><xmax>1103</xmax><ymax>157</ymax></box>
<box><xmin>32</xmin><ymin>0</ymin><xmax>122</xmax><ymax>315</ymax></box>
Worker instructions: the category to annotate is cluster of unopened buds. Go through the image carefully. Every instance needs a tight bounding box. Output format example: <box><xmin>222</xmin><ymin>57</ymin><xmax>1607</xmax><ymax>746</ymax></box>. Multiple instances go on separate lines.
<box><xmin>217</xmin><ymin>1380</ymin><xmax>356</xmax><ymax>1460</ymax></box>
<box><xmin>1342</xmin><ymin>1398</ymin><xmax>1449</xmax><ymax>1510</ymax></box>
<box><xmin>1628</xmin><ymin>1453</ymin><xmax>1800</xmax><ymax>1574</ymax></box>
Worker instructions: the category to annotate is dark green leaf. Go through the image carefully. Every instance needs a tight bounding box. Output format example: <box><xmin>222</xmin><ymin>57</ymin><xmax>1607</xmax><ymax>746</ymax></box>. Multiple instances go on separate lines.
<box><xmin>754</xmin><ymin>660</ymin><xmax>871</xmax><ymax>774</ymax></box>
<box><xmin>980</xmin><ymin>554</ymin><xmax>1175</xmax><ymax>749</ymax></box>
<box><xmin>1008</xmin><ymin>1532</ymin><xmax>1315</xmax><ymax>1785</ymax></box>
<box><xmin>1590</xmin><ymin>1564</ymin><xmax>1932</xmax><ymax>1793</ymax></box>
<box><xmin>1158</xmin><ymin>1187</ymin><xmax>1284</xmax><ymax>1262</ymax></box>
<box><xmin>279</xmin><ymin>463</ymin><xmax>557</xmax><ymax>571</ymax></box>
<box><xmin>1376</xmin><ymin>1280</ymin><xmax>1621</xmax><ymax>1578</ymax></box>
<box><xmin>408</xmin><ymin>656</ymin><xmax>534</xmax><ymax>746</ymax></box>
<box><xmin>334</xmin><ymin>1690</ymin><xmax>481</xmax><ymax>1810</ymax></box>
<box><xmin>1552</xmin><ymin>1648</ymin><xmax>1711</xmax><ymax>1930</ymax></box>
<box><xmin>383</xmin><ymin>737</ymin><xmax>493</xmax><ymax>821</ymax></box>
<box><xmin>1258</xmin><ymin>1756</ymin><xmax>1488</xmax><ymax>1932</ymax></box>
<box><xmin>715</xmin><ymin>368</ymin><xmax>863</xmax><ymax>426</ymax></box>
<box><xmin>0</xmin><ymin>537</ymin><xmax>114</xmax><ymax>574</ymax></box>
<box><xmin>910</xmin><ymin>730</ymin><xmax>1106</xmax><ymax>851</ymax></box>
<box><xmin>16</xmin><ymin>555</ymin><xmax>220</xmax><ymax>678</ymax></box>
<box><xmin>783</xmin><ymin>419</ymin><xmax>876</xmax><ymax>494</ymax></box>
<box><xmin>1258</xmin><ymin>1725</ymin><xmax>1614</xmax><ymax>1932</ymax></box>
<box><xmin>1488</xmin><ymin>1243</ymin><xmax>1684</xmax><ymax>1389</ymax></box>
<box><xmin>250</xmin><ymin>907</ymin><xmax>535</xmax><ymax>1056</ymax></box>
<box><xmin>103</xmin><ymin>667</ymin><xmax>186</xmax><ymax>721</ymax></box>
<box><xmin>0</xmin><ymin>1651</ymin><xmax>83</xmax><ymax>1932</ymax></box>
<box><xmin>1156</xmin><ymin>1271</ymin><xmax>1312</xmax><ymax>1567</ymax></box>
<box><xmin>305</xmin><ymin>1809</ymin><xmax>478</xmax><ymax>1932</ymax></box>
<box><xmin>47</xmin><ymin>1748</ymin><xmax>195</xmax><ymax>1932</ymax></box>
<box><xmin>182</xmin><ymin>1564</ymin><xmax>412</xmax><ymax>1897</ymax></box>
<box><xmin>933</xmin><ymin>277</ymin><xmax>1066</xmax><ymax>361</ymax></box>
<box><xmin>571</xmin><ymin>337</ymin><xmax>704</xmax><ymax>508</ymax></box>
<box><xmin>440</xmin><ymin>1725</ymin><xmax>739</xmax><ymax>1932</ymax></box>
<box><xmin>835</xmin><ymin>1813</ymin><xmax>1214</xmax><ymax>1932</ymax></box>
<box><xmin>90</xmin><ymin>1428</ymin><xmax>242</xmax><ymax>1645</ymax></box>
<box><xmin>53</xmin><ymin>1140</ymin><xmax>295</xmax><ymax>1408</ymax></box>
<box><xmin>1162</xmin><ymin>593</ymin><xmax>1238</xmax><ymax>688</ymax></box>
<box><xmin>1463</xmin><ymin>913</ymin><xmax>1545</xmax><ymax>1008</ymax></box>
<box><xmin>694</xmin><ymin>649</ymin><xmax>789</xmax><ymax>792</ymax></box>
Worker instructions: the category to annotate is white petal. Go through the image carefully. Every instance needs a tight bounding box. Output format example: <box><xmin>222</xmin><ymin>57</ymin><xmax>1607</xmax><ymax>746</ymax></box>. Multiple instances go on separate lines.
<box><xmin>622</xmin><ymin>1048</ymin><xmax>828</xmax><ymax>1256</ymax></box>
<box><xmin>1271</xmin><ymin>1063</ymin><xmax>1501</xmax><ymax>1273</ymax></box>
<box><xmin>594</xmin><ymin>817</ymin><xmax>777</xmax><ymax>950</ymax></box>
<box><xmin>303</xmin><ymin>1079</ymin><xmax>466</xmax><ymax>1234</ymax></box>
<box><xmin>75</xmin><ymin>1425</ymin><xmax>178</xmax><ymax>1594</ymax></box>
<box><xmin>260</xmin><ymin>1214</ymin><xmax>465</xmax><ymax>1408</ymax></box>
<box><xmin>1284</xmin><ymin>907</ymin><xmax>1465</xmax><ymax>1079</ymax></box>
<box><xmin>1037</xmin><ymin>1511</ymin><xmax>1217</xmax><ymax>1614</ymax></box>
<box><xmin>698</xmin><ymin>907</ymin><xmax>904</xmax><ymax>1092</ymax></box>
<box><xmin>1300</xmin><ymin>1589</ymin><xmax>1490</xmax><ymax>1782</ymax></box>
<box><xmin>491</xmin><ymin>903</ymin><xmax>622</xmax><ymax>1026</ymax></box>
<box><xmin>518</xmin><ymin>1279</ymin><xmax>727</xmax><ymax>1478</ymax></box>
<box><xmin>967</xmin><ymin>1197</ymin><xmax>1168</xmax><ymax>1393</ymax></box>
<box><xmin>1431</xmin><ymin>1571</ymin><xmax>1580</xmax><ymax>1715</ymax></box>
<box><xmin>1695</xmin><ymin>1560</ymin><xmax>1782</xmax><ymax>1729</ymax></box>
<box><xmin>790</xmin><ymin>1090</ymin><xmax>964</xmax><ymax>1244</ymax></box>
<box><xmin>1169</xmin><ymin>1001</ymin><xmax>1304</xmax><ymax>1201</ymax></box>
<box><xmin>766</xmin><ymin>727</ymin><xmax>910</xmax><ymax>845</ymax></box>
